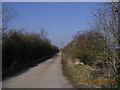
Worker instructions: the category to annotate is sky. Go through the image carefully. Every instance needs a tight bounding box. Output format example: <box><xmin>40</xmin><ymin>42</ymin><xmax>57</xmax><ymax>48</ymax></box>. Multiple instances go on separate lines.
<box><xmin>3</xmin><ymin>2</ymin><xmax>103</xmax><ymax>48</ymax></box>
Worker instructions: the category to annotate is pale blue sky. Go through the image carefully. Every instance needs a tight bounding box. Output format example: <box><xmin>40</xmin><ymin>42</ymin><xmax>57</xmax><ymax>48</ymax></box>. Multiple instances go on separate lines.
<box><xmin>3</xmin><ymin>2</ymin><xmax>103</xmax><ymax>48</ymax></box>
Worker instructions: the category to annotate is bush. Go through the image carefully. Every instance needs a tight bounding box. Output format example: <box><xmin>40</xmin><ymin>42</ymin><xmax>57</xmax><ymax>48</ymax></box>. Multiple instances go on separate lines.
<box><xmin>63</xmin><ymin>31</ymin><xmax>114</xmax><ymax>67</ymax></box>
<box><xmin>62</xmin><ymin>30</ymin><xmax>119</xmax><ymax>88</ymax></box>
<box><xmin>2</xmin><ymin>30</ymin><xmax>59</xmax><ymax>76</ymax></box>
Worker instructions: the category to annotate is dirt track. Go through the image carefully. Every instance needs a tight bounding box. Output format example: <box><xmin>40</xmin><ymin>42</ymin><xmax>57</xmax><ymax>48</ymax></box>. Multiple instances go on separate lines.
<box><xmin>2</xmin><ymin>53</ymin><xmax>73</xmax><ymax>88</ymax></box>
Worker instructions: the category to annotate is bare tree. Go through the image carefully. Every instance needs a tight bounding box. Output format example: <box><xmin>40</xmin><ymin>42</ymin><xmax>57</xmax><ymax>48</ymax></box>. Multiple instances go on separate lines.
<box><xmin>107</xmin><ymin>1</ymin><xmax>120</xmax><ymax>48</ymax></box>
<box><xmin>39</xmin><ymin>28</ymin><xmax>48</xmax><ymax>39</ymax></box>
<box><xmin>2</xmin><ymin>5</ymin><xmax>16</xmax><ymax>31</ymax></box>
<box><xmin>90</xmin><ymin>1</ymin><xmax>120</xmax><ymax>87</ymax></box>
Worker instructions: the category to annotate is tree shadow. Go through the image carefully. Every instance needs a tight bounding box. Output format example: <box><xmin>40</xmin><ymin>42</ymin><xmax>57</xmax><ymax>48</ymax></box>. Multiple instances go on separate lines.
<box><xmin>2</xmin><ymin>53</ymin><xmax>58</xmax><ymax>81</ymax></box>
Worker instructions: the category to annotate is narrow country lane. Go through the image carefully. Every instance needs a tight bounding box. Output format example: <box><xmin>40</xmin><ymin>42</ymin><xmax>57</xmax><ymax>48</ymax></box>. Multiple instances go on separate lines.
<box><xmin>2</xmin><ymin>53</ymin><xmax>73</xmax><ymax>88</ymax></box>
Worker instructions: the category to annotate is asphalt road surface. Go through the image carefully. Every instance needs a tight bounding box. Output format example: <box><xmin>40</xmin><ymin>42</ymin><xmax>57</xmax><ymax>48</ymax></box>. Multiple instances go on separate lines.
<box><xmin>2</xmin><ymin>53</ymin><xmax>73</xmax><ymax>88</ymax></box>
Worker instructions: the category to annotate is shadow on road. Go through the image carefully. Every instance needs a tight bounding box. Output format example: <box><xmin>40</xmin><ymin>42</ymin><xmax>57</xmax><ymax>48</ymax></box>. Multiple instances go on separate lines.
<box><xmin>3</xmin><ymin>53</ymin><xmax>59</xmax><ymax>81</ymax></box>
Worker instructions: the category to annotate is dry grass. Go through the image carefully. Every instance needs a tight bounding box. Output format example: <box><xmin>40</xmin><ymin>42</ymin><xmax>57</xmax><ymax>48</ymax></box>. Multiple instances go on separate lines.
<box><xmin>62</xmin><ymin>52</ymin><xmax>118</xmax><ymax>88</ymax></box>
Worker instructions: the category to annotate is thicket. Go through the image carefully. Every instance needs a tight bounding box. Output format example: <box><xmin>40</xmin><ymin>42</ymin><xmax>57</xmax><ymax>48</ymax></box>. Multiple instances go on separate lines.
<box><xmin>2</xmin><ymin>30</ymin><xmax>59</xmax><ymax>77</ymax></box>
<box><xmin>62</xmin><ymin>2</ymin><xmax>120</xmax><ymax>88</ymax></box>
<box><xmin>63</xmin><ymin>30</ymin><xmax>120</xmax><ymax>88</ymax></box>
<box><xmin>63</xmin><ymin>31</ymin><xmax>116</xmax><ymax>67</ymax></box>
<box><xmin>72</xmin><ymin>31</ymin><xmax>114</xmax><ymax>66</ymax></box>
<box><xmin>2</xmin><ymin>5</ymin><xmax>59</xmax><ymax>78</ymax></box>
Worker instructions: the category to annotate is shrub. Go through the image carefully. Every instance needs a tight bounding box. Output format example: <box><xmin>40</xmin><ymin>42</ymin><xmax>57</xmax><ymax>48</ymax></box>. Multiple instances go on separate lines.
<box><xmin>63</xmin><ymin>30</ymin><xmax>114</xmax><ymax>67</ymax></box>
<box><xmin>62</xmin><ymin>30</ymin><xmax>119</xmax><ymax>88</ymax></box>
<box><xmin>2</xmin><ymin>30</ymin><xmax>59</xmax><ymax>75</ymax></box>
